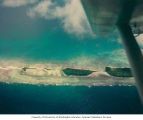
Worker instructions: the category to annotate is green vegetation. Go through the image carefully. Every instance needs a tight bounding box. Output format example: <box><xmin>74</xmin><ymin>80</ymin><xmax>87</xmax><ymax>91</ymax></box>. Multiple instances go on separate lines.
<box><xmin>63</xmin><ymin>68</ymin><xmax>95</xmax><ymax>76</ymax></box>
<box><xmin>105</xmin><ymin>67</ymin><xmax>133</xmax><ymax>77</ymax></box>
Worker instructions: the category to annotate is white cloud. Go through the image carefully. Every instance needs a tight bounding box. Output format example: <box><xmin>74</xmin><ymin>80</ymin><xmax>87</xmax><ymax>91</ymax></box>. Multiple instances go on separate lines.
<box><xmin>2</xmin><ymin>0</ymin><xmax>38</xmax><ymax>7</ymax></box>
<box><xmin>1</xmin><ymin>0</ymin><xmax>93</xmax><ymax>36</ymax></box>
<box><xmin>27</xmin><ymin>0</ymin><xmax>54</xmax><ymax>18</ymax></box>
<box><xmin>27</xmin><ymin>0</ymin><xmax>93</xmax><ymax>36</ymax></box>
<box><xmin>54</xmin><ymin>0</ymin><xmax>92</xmax><ymax>36</ymax></box>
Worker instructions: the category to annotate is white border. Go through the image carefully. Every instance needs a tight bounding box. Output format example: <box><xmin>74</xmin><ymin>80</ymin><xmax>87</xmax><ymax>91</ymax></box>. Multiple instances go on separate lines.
<box><xmin>0</xmin><ymin>115</ymin><xmax>143</xmax><ymax>120</ymax></box>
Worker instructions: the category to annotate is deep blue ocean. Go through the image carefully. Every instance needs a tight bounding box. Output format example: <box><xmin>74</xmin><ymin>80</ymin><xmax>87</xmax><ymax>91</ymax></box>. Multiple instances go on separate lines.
<box><xmin>0</xmin><ymin>83</ymin><xmax>143</xmax><ymax>114</ymax></box>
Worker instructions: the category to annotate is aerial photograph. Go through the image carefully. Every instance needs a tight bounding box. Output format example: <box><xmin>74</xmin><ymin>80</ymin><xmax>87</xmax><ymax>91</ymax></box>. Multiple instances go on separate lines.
<box><xmin>0</xmin><ymin>0</ymin><xmax>143</xmax><ymax>116</ymax></box>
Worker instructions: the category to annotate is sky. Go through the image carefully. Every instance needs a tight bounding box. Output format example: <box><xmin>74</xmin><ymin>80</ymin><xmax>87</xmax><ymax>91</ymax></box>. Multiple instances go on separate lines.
<box><xmin>0</xmin><ymin>0</ymin><xmax>142</xmax><ymax>69</ymax></box>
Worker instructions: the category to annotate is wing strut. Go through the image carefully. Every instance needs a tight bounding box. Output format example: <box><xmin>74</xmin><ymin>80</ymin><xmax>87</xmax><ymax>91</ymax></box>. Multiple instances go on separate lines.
<box><xmin>117</xmin><ymin>1</ymin><xmax>143</xmax><ymax>103</ymax></box>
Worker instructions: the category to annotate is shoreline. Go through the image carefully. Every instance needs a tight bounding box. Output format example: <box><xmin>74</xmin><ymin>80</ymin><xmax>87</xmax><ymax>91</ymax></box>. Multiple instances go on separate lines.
<box><xmin>0</xmin><ymin>65</ymin><xmax>135</xmax><ymax>86</ymax></box>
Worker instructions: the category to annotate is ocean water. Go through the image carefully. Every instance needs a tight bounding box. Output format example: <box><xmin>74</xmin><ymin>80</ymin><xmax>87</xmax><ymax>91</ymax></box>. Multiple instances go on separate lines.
<box><xmin>0</xmin><ymin>83</ymin><xmax>143</xmax><ymax>114</ymax></box>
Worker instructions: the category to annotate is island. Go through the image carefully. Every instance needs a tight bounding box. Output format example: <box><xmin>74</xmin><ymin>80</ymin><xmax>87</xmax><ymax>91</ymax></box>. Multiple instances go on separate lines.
<box><xmin>0</xmin><ymin>65</ymin><xmax>134</xmax><ymax>86</ymax></box>
<box><xmin>62</xmin><ymin>68</ymin><xmax>95</xmax><ymax>76</ymax></box>
<box><xmin>105</xmin><ymin>67</ymin><xmax>133</xmax><ymax>77</ymax></box>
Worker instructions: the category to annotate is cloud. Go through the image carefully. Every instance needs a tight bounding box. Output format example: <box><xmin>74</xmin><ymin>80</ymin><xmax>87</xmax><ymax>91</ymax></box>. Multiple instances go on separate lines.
<box><xmin>27</xmin><ymin>0</ymin><xmax>54</xmax><ymax>18</ymax></box>
<box><xmin>1</xmin><ymin>0</ymin><xmax>93</xmax><ymax>36</ymax></box>
<box><xmin>27</xmin><ymin>0</ymin><xmax>93</xmax><ymax>36</ymax></box>
<box><xmin>2</xmin><ymin>0</ymin><xmax>38</xmax><ymax>7</ymax></box>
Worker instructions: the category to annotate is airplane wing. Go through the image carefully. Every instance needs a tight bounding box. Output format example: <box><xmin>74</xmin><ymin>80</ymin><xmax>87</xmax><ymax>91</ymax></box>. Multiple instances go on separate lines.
<box><xmin>81</xmin><ymin>0</ymin><xmax>143</xmax><ymax>35</ymax></box>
